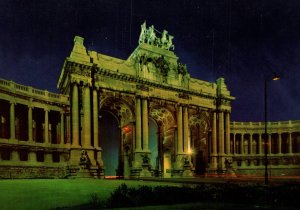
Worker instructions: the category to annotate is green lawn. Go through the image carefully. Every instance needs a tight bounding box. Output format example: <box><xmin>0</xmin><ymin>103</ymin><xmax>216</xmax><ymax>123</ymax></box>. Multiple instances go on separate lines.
<box><xmin>0</xmin><ymin>179</ymin><xmax>180</xmax><ymax>210</ymax></box>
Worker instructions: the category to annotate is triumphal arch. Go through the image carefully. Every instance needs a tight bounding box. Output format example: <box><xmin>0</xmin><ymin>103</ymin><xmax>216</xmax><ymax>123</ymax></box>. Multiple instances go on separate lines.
<box><xmin>57</xmin><ymin>22</ymin><xmax>234</xmax><ymax>178</ymax></box>
<box><xmin>1</xmin><ymin>22</ymin><xmax>299</xmax><ymax>178</ymax></box>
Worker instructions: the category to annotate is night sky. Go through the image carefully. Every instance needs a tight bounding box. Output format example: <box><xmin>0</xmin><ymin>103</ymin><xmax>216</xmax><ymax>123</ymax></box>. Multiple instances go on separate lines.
<box><xmin>0</xmin><ymin>0</ymin><xmax>299</xmax><ymax>122</ymax></box>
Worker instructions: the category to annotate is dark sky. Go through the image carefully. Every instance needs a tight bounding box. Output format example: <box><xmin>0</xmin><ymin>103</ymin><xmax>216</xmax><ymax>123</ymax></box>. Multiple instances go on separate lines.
<box><xmin>0</xmin><ymin>0</ymin><xmax>299</xmax><ymax>122</ymax></box>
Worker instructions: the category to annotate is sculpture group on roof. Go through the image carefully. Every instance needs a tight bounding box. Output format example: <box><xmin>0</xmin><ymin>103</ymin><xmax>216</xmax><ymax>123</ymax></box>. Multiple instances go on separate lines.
<box><xmin>139</xmin><ymin>21</ymin><xmax>175</xmax><ymax>51</ymax></box>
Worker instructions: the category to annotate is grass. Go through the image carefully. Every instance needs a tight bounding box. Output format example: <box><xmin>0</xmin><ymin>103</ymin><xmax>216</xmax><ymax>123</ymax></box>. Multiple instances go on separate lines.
<box><xmin>0</xmin><ymin>179</ymin><xmax>180</xmax><ymax>210</ymax></box>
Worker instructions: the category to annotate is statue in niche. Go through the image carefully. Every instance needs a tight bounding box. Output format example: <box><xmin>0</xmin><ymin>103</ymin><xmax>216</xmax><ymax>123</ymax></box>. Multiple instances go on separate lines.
<box><xmin>183</xmin><ymin>156</ymin><xmax>190</xmax><ymax>166</ymax></box>
<box><xmin>79</xmin><ymin>150</ymin><xmax>91</xmax><ymax>169</ymax></box>
<box><xmin>141</xmin><ymin>154</ymin><xmax>150</xmax><ymax>164</ymax></box>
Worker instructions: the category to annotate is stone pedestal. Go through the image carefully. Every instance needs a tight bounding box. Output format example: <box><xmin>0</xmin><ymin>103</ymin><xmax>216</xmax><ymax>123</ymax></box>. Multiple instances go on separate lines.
<box><xmin>76</xmin><ymin>168</ymin><xmax>93</xmax><ymax>178</ymax></box>
<box><xmin>226</xmin><ymin>166</ymin><xmax>237</xmax><ymax>177</ymax></box>
<box><xmin>182</xmin><ymin>164</ymin><xmax>194</xmax><ymax>177</ymax></box>
<box><xmin>139</xmin><ymin>163</ymin><xmax>152</xmax><ymax>177</ymax></box>
<box><xmin>172</xmin><ymin>154</ymin><xmax>194</xmax><ymax>178</ymax></box>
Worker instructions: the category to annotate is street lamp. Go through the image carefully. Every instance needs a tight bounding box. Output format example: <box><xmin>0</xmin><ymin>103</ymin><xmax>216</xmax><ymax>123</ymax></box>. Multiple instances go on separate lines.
<box><xmin>264</xmin><ymin>72</ymin><xmax>280</xmax><ymax>185</ymax></box>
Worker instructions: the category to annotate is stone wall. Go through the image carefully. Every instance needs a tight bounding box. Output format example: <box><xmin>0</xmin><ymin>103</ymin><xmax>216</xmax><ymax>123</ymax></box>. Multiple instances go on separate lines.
<box><xmin>0</xmin><ymin>166</ymin><xmax>67</xmax><ymax>179</ymax></box>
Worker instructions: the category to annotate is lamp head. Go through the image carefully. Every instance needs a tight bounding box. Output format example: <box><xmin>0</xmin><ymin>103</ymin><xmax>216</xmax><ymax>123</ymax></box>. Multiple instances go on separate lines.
<box><xmin>272</xmin><ymin>73</ymin><xmax>280</xmax><ymax>81</ymax></box>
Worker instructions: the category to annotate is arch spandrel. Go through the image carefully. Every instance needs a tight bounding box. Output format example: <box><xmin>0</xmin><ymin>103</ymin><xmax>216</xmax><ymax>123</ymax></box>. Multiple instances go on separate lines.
<box><xmin>149</xmin><ymin>105</ymin><xmax>176</xmax><ymax>150</ymax></box>
<box><xmin>189</xmin><ymin>110</ymin><xmax>212</xmax><ymax>149</ymax></box>
<box><xmin>100</xmin><ymin>94</ymin><xmax>135</xmax><ymax>127</ymax></box>
<box><xmin>149</xmin><ymin>106</ymin><xmax>176</xmax><ymax>131</ymax></box>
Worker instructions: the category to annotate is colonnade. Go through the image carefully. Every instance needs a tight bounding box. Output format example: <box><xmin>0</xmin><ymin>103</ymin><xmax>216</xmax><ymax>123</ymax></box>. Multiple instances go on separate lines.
<box><xmin>0</xmin><ymin>100</ymin><xmax>65</xmax><ymax>145</ymax></box>
<box><xmin>0</xmin><ymin>98</ymin><xmax>69</xmax><ymax>166</ymax></box>
<box><xmin>210</xmin><ymin>111</ymin><xmax>231</xmax><ymax>169</ymax></box>
<box><xmin>230</xmin><ymin>132</ymin><xmax>298</xmax><ymax>155</ymax></box>
<box><xmin>134</xmin><ymin>97</ymin><xmax>149</xmax><ymax>152</ymax></box>
<box><xmin>176</xmin><ymin>106</ymin><xmax>189</xmax><ymax>154</ymax></box>
<box><xmin>71</xmin><ymin>83</ymin><xmax>99</xmax><ymax>148</ymax></box>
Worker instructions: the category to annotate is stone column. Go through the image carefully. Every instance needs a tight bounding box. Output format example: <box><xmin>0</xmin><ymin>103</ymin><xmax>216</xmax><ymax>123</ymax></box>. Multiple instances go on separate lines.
<box><xmin>241</xmin><ymin>133</ymin><xmax>244</xmax><ymax>154</ymax></box>
<box><xmin>288</xmin><ymin>132</ymin><xmax>292</xmax><ymax>154</ymax></box>
<box><xmin>71</xmin><ymin>83</ymin><xmax>79</xmax><ymax>147</ymax></box>
<box><xmin>135</xmin><ymin>97</ymin><xmax>142</xmax><ymax>151</ymax></box>
<box><xmin>211</xmin><ymin>112</ymin><xmax>217</xmax><ymax>168</ymax></box>
<box><xmin>278</xmin><ymin>133</ymin><xmax>282</xmax><ymax>154</ymax></box>
<box><xmin>93</xmin><ymin>89</ymin><xmax>99</xmax><ymax>148</ymax></box>
<box><xmin>45</xmin><ymin>109</ymin><xmax>49</xmax><ymax>143</ymax></box>
<box><xmin>259</xmin><ymin>134</ymin><xmax>262</xmax><ymax>155</ymax></box>
<box><xmin>250</xmin><ymin>134</ymin><xmax>253</xmax><ymax>155</ymax></box>
<box><xmin>142</xmin><ymin>98</ymin><xmax>149</xmax><ymax>151</ymax></box>
<box><xmin>10</xmin><ymin>102</ymin><xmax>15</xmax><ymax>140</ymax></box>
<box><xmin>218</xmin><ymin>112</ymin><xmax>224</xmax><ymax>155</ymax></box>
<box><xmin>225</xmin><ymin>112</ymin><xmax>230</xmax><ymax>154</ymax></box>
<box><xmin>83</xmin><ymin>85</ymin><xmax>91</xmax><ymax>148</ymax></box>
<box><xmin>183</xmin><ymin>106</ymin><xmax>189</xmax><ymax>153</ymax></box>
<box><xmin>177</xmin><ymin>106</ymin><xmax>183</xmax><ymax>153</ymax></box>
<box><xmin>233</xmin><ymin>133</ymin><xmax>236</xmax><ymax>154</ymax></box>
<box><xmin>28</xmin><ymin>106</ymin><xmax>33</xmax><ymax>142</ymax></box>
<box><xmin>268</xmin><ymin>134</ymin><xmax>272</xmax><ymax>154</ymax></box>
<box><xmin>60</xmin><ymin>112</ymin><xmax>64</xmax><ymax>146</ymax></box>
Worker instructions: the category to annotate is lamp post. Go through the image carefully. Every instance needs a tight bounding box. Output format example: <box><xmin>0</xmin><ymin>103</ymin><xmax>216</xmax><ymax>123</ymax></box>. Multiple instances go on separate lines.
<box><xmin>264</xmin><ymin>73</ymin><xmax>280</xmax><ymax>185</ymax></box>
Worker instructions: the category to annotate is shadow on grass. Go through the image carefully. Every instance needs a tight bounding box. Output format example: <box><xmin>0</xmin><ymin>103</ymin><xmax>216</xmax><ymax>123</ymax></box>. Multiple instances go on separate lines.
<box><xmin>55</xmin><ymin>183</ymin><xmax>300</xmax><ymax>209</ymax></box>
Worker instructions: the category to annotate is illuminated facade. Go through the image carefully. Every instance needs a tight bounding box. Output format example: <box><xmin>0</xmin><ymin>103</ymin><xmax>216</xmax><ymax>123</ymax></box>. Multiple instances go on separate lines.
<box><xmin>230</xmin><ymin>121</ymin><xmax>300</xmax><ymax>175</ymax></box>
<box><xmin>0</xmin><ymin>23</ymin><xmax>299</xmax><ymax>178</ymax></box>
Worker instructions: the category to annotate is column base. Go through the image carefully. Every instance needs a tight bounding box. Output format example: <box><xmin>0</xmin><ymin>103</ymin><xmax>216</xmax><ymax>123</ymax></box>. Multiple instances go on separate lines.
<box><xmin>171</xmin><ymin>154</ymin><xmax>194</xmax><ymax>178</ymax></box>
<box><xmin>130</xmin><ymin>150</ymin><xmax>153</xmax><ymax>178</ymax></box>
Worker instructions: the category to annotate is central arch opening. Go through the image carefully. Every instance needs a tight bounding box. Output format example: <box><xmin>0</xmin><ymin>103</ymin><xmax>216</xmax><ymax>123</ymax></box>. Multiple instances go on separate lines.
<box><xmin>99</xmin><ymin>110</ymin><xmax>121</xmax><ymax>177</ymax></box>
<box><xmin>149</xmin><ymin>118</ymin><xmax>158</xmax><ymax>169</ymax></box>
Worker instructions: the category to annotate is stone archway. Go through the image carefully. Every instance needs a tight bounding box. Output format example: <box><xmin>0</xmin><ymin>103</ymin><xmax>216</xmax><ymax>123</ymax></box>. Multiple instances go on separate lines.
<box><xmin>149</xmin><ymin>106</ymin><xmax>176</xmax><ymax>177</ymax></box>
<box><xmin>99</xmin><ymin>95</ymin><xmax>134</xmax><ymax>177</ymax></box>
<box><xmin>189</xmin><ymin>110</ymin><xmax>211</xmax><ymax>175</ymax></box>
<box><xmin>99</xmin><ymin>110</ymin><xmax>120</xmax><ymax>177</ymax></box>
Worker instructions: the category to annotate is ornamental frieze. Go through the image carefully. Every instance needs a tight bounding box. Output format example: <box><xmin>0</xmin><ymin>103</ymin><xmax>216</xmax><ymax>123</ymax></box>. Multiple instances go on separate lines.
<box><xmin>177</xmin><ymin>93</ymin><xmax>190</xmax><ymax>100</ymax></box>
<box><xmin>136</xmin><ymin>84</ymin><xmax>149</xmax><ymax>92</ymax></box>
